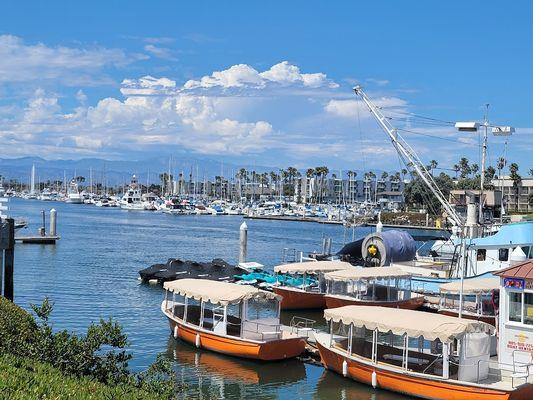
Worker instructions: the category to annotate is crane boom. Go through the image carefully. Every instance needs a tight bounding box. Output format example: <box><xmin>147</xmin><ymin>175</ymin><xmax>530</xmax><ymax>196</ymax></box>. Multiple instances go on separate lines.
<box><xmin>353</xmin><ymin>85</ymin><xmax>463</xmax><ymax>227</ymax></box>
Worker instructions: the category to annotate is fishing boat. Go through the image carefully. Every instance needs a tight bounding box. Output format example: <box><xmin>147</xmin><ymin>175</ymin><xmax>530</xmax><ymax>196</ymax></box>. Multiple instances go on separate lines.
<box><xmin>161</xmin><ymin>278</ymin><xmax>306</xmax><ymax>360</ymax></box>
<box><xmin>316</xmin><ymin>305</ymin><xmax>533</xmax><ymax>400</ymax></box>
<box><xmin>438</xmin><ymin>277</ymin><xmax>499</xmax><ymax>326</ymax></box>
<box><xmin>120</xmin><ymin>175</ymin><xmax>144</xmax><ymax>210</ymax></box>
<box><xmin>272</xmin><ymin>261</ymin><xmax>352</xmax><ymax>310</ymax></box>
<box><xmin>65</xmin><ymin>180</ymin><xmax>83</xmax><ymax>204</ymax></box>
<box><xmin>323</xmin><ymin>267</ymin><xmax>425</xmax><ymax>310</ymax></box>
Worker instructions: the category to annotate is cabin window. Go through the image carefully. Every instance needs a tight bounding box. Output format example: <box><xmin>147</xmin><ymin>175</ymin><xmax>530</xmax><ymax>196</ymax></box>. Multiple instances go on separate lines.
<box><xmin>508</xmin><ymin>292</ymin><xmax>522</xmax><ymax>323</ymax></box>
<box><xmin>477</xmin><ymin>249</ymin><xmax>486</xmax><ymax>261</ymax></box>
<box><xmin>524</xmin><ymin>293</ymin><xmax>533</xmax><ymax>326</ymax></box>
<box><xmin>498</xmin><ymin>248</ymin><xmax>509</xmax><ymax>262</ymax></box>
<box><xmin>521</xmin><ymin>246</ymin><xmax>533</xmax><ymax>259</ymax></box>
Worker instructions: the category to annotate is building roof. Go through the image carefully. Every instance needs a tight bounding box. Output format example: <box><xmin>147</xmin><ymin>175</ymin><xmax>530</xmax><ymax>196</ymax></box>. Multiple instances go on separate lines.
<box><xmin>323</xmin><ymin>306</ymin><xmax>494</xmax><ymax>343</ymax></box>
<box><xmin>494</xmin><ymin>260</ymin><xmax>533</xmax><ymax>280</ymax></box>
<box><xmin>163</xmin><ymin>278</ymin><xmax>280</xmax><ymax>305</ymax></box>
<box><xmin>273</xmin><ymin>260</ymin><xmax>351</xmax><ymax>275</ymax></box>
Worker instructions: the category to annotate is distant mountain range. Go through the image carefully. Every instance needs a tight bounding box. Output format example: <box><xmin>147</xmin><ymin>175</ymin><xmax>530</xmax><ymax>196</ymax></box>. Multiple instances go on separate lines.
<box><xmin>0</xmin><ymin>156</ymin><xmax>377</xmax><ymax>186</ymax></box>
<box><xmin>0</xmin><ymin>156</ymin><xmax>283</xmax><ymax>186</ymax></box>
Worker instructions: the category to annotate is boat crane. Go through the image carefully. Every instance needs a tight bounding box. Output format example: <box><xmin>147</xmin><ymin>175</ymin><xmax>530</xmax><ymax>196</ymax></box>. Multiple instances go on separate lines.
<box><xmin>353</xmin><ymin>85</ymin><xmax>471</xmax><ymax>314</ymax></box>
<box><xmin>353</xmin><ymin>85</ymin><xmax>463</xmax><ymax>228</ymax></box>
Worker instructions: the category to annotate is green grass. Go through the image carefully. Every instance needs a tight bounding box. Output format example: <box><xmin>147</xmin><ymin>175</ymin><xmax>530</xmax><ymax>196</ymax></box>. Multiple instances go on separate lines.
<box><xmin>0</xmin><ymin>354</ymin><xmax>165</xmax><ymax>400</ymax></box>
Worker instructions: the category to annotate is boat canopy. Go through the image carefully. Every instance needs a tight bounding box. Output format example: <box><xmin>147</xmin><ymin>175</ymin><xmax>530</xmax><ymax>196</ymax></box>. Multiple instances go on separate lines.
<box><xmin>273</xmin><ymin>260</ymin><xmax>351</xmax><ymax>275</ymax></box>
<box><xmin>323</xmin><ymin>266</ymin><xmax>411</xmax><ymax>282</ymax></box>
<box><xmin>439</xmin><ymin>277</ymin><xmax>500</xmax><ymax>294</ymax></box>
<box><xmin>324</xmin><ymin>306</ymin><xmax>494</xmax><ymax>342</ymax></box>
<box><xmin>163</xmin><ymin>278</ymin><xmax>281</xmax><ymax>306</ymax></box>
<box><xmin>468</xmin><ymin>222</ymin><xmax>533</xmax><ymax>249</ymax></box>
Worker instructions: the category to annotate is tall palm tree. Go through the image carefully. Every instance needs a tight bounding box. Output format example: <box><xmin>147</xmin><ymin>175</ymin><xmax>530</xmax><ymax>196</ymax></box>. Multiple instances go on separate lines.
<box><xmin>315</xmin><ymin>166</ymin><xmax>329</xmax><ymax>203</ymax></box>
<box><xmin>509</xmin><ymin>163</ymin><xmax>521</xmax><ymax>211</ymax></box>
<box><xmin>471</xmin><ymin>163</ymin><xmax>479</xmax><ymax>177</ymax></box>
<box><xmin>428</xmin><ymin>160</ymin><xmax>438</xmax><ymax>176</ymax></box>
<box><xmin>458</xmin><ymin>157</ymin><xmax>471</xmax><ymax>179</ymax></box>
<box><xmin>306</xmin><ymin>168</ymin><xmax>315</xmax><ymax>203</ymax></box>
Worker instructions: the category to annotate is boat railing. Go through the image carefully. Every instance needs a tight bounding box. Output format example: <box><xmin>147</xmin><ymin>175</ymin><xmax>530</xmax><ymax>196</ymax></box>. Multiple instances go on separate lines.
<box><xmin>411</xmin><ymin>281</ymin><xmax>428</xmax><ymax>294</ymax></box>
<box><xmin>289</xmin><ymin>316</ymin><xmax>316</xmax><ymax>338</ymax></box>
<box><xmin>421</xmin><ymin>353</ymin><xmax>442</xmax><ymax>375</ymax></box>
<box><xmin>242</xmin><ymin>319</ymin><xmax>282</xmax><ymax>341</ymax></box>
<box><xmin>474</xmin><ymin>352</ymin><xmax>533</xmax><ymax>387</ymax></box>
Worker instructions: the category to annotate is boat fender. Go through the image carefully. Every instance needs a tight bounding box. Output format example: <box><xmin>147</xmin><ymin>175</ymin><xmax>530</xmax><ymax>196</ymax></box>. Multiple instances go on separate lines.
<box><xmin>371</xmin><ymin>370</ymin><xmax>377</xmax><ymax>388</ymax></box>
<box><xmin>173</xmin><ymin>325</ymin><xmax>179</xmax><ymax>339</ymax></box>
<box><xmin>342</xmin><ymin>360</ymin><xmax>348</xmax><ymax>377</ymax></box>
<box><xmin>195</xmin><ymin>333</ymin><xmax>201</xmax><ymax>348</ymax></box>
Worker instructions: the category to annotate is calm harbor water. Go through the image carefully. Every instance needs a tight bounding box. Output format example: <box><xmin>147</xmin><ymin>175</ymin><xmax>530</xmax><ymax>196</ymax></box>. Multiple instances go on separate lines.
<box><xmin>10</xmin><ymin>198</ymin><xmax>412</xmax><ymax>399</ymax></box>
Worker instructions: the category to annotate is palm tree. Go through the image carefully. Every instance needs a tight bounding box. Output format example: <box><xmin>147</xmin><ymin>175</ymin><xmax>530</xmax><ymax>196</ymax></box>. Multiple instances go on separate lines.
<box><xmin>497</xmin><ymin>157</ymin><xmax>507</xmax><ymax>171</ymax></box>
<box><xmin>509</xmin><ymin>163</ymin><xmax>521</xmax><ymax>211</ymax></box>
<box><xmin>458</xmin><ymin>157</ymin><xmax>471</xmax><ymax>179</ymax></box>
<box><xmin>484</xmin><ymin>166</ymin><xmax>496</xmax><ymax>189</ymax></box>
<box><xmin>453</xmin><ymin>164</ymin><xmax>460</xmax><ymax>179</ymax></box>
<box><xmin>428</xmin><ymin>160</ymin><xmax>438</xmax><ymax>176</ymax></box>
<box><xmin>286</xmin><ymin>166</ymin><xmax>298</xmax><ymax>197</ymax></box>
<box><xmin>305</xmin><ymin>168</ymin><xmax>315</xmax><ymax>203</ymax></box>
<box><xmin>471</xmin><ymin>163</ymin><xmax>479</xmax><ymax>177</ymax></box>
<box><xmin>315</xmin><ymin>166</ymin><xmax>329</xmax><ymax>203</ymax></box>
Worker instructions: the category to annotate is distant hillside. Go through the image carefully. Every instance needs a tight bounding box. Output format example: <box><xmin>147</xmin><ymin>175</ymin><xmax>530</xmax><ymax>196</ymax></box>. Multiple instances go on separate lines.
<box><xmin>0</xmin><ymin>156</ymin><xmax>277</xmax><ymax>186</ymax></box>
<box><xmin>0</xmin><ymin>156</ymin><xmax>377</xmax><ymax>186</ymax></box>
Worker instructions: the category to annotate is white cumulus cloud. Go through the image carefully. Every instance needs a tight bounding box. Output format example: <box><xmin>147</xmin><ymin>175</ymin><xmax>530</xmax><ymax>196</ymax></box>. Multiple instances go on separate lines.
<box><xmin>184</xmin><ymin>61</ymin><xmax>338</xmax><ymax>90</ymax></box>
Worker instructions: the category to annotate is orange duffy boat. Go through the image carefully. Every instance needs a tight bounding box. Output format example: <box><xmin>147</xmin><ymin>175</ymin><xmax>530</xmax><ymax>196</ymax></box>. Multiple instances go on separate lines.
<box><xmin>323</xmin><ymin>266</ymin><xmax>425</xmax><ymax>310</ymax></box>
<box><xmin>161</xmin><ymin>278</ymin><xmax>306</xmax><ymax>361</ymax></box>
<box><xmin>438</xmin><ymin>277</ymin><xmax>499</xmax><ymax>326</ymax></box>
<box><xmin>316</xmin><ymin>306</ymin><xmax>533</xmax><ymax>400</ymax></box>
<box><xmin>272</xmin><ymin>260</ymin><xmax>352</xmax><ymax>310</ymax></box>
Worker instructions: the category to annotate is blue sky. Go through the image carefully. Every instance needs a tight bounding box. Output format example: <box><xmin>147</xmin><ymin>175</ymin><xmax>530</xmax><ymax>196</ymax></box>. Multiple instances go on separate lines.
<box><xmin>0</xmin><ymin>1</ymin><xmax>531</xmax><ymax>175</ymax></box>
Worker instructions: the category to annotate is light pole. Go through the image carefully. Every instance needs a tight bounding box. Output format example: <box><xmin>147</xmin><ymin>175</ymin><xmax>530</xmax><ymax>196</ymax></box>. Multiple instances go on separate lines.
<box><xmin>455</xmin><ymin>115</ymin><xmax>514</xmax><ymax>225</ymax></box>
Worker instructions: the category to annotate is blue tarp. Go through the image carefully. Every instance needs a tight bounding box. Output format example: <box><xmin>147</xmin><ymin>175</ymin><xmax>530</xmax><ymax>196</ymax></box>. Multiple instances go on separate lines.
<box><xmin>469</xmin><ymin>222</ymin><xmax>533</xmax><ymax>249</ymax></box>
<box><xmin>381</xmin><ymin>230</ymin><xmax>417</xmax><ymax>264</ymax></box>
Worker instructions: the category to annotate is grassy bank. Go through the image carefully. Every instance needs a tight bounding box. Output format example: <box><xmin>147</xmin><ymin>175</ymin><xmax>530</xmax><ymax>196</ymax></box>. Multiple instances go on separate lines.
<box><xmin>0</xmin><ymin>354</ymin><xmax>164</xmax><ymax>400</ymax></box>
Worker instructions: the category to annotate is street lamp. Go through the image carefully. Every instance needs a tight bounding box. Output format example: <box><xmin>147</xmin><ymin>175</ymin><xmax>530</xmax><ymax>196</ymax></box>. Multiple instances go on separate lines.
<box><xmin>455</xmin><ymin>110</ymin><xmax>514</xmax><ymax>224</ymax></box>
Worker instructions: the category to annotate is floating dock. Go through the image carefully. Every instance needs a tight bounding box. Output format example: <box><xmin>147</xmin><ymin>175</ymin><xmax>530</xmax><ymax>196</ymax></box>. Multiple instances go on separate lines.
<box><xmin>243</xmin><ymin>215</ymin><xmax>343</xmax><ymax>225</ymax></box>
<box><xmin>15</xmin><ymin>235</ymin><xmax>59</xmax><ymax>244</ymax></box>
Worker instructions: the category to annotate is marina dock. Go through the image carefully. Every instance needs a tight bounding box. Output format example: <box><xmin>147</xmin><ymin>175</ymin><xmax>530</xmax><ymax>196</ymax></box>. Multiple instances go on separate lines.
<box><xmin>15</xmin><ymin>235</ymin><xmax>59</xmax><ymax>244</ymax></box>
<box><xmin>244</xmin><ymin>215</ymin><xmax>344</xmax><ymax>224</ymax></box>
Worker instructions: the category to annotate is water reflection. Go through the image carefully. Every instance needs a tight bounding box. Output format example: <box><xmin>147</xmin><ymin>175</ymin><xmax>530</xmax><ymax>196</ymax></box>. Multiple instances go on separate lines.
<box><xmin>314</xmin><ymin>369</ymin><xmax>412</xmax><ymax>400</ymax></box>
<box><xmin>166</xmin><ymin>337</ymin><xmax>307</xmax><ymax>399</ymax></box>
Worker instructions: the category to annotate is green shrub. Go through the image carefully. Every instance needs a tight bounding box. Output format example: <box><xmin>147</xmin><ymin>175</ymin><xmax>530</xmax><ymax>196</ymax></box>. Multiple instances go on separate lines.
<box><xmin>29</xmin><ymin>298</ymin><xmax>132</xmax><ymax>384</ymax></box>
<box><xmin>0</xmin><ymin>296</ymin><xmax>37</xmax><ymax>356</ymax></box>
<box><xmin>0</xmin><ymin>298</ymin><xmax>180</xmax><ymax>399</ymax></box>
<box><xmin>0</xmin><ymin>353</ymin><xmax>165</xmax><ymax>400</ymax></box>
